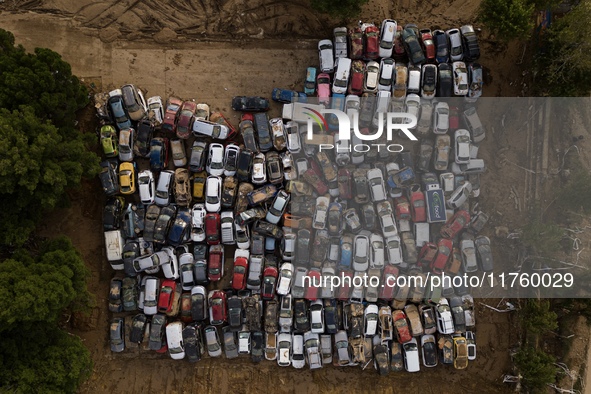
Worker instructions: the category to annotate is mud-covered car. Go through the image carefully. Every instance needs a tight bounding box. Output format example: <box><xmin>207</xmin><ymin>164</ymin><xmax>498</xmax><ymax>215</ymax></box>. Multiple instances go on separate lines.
<box><xmin>221</xmin><ymin>176</ymin><xmax>238</xmax><ymax>209</ymax></box>
<box><xmin>174</xmin><ymin>168</ymin><xmax>192</xmax><ymax>207</ymax></box>
<box><xmin>266</xmin><ymin>151</ymin><xmax>284</xmax><ymax>185</ymax></box>
<box><xmin>231</xmin><ymin>96</ymin><xmax>270</xmax><ymax>112</ymax></box>
<box><xmin>252</xmin><ymin>220</ymin><xmax>283</xmax><ymax>239</ymax></box>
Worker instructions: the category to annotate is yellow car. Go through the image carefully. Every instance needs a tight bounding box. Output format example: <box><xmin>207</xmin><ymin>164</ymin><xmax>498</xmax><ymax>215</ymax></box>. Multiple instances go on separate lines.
<box><xmin>119</xmin><ymin>162</ymin><xmax>136</xmax><ymax>195</ymax></box>
<box><xmin>453</xmin><ymin>336</ymin><xmax>469</xmax><ymax>370</ymax></box>
<box><xmin>191</xmin><ymin>171</ymin><xmax>207</xmax><ymax>202</ymax></box>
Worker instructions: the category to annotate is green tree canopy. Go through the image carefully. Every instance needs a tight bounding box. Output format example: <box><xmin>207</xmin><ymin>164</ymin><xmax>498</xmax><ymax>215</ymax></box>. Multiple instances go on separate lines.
<box><xmin>478</xmin><ymin>0</ymin><xmax>534</xmax><ymax>41</ymax></box>
<box><xmin>0</xmin><ymin>29</ymin><xmax>89</xmax><ymax>128</ymax></box>
<box><xmin>310</xmin><ymin>0</ymin><xmax>368</xmax><ymax>19</ymax></box>
<box><xmin>514</xmin><ymin>346</ymin><xmax>557</xmax><ymax>390</ymax></box>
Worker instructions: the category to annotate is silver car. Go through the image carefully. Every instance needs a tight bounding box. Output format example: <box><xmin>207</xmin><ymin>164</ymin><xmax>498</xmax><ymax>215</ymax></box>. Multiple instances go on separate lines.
<box><xmin>353</xmin><ymin>234</ymin><xmax>370</xmax><ymax>272</ymax></box>
<box><xmin>460</xmin><ymin>235</ymin><xmax>478</xmax><ymax>273</ymax></box>
<box><xmin>205</xmin><ymin>325</ymin><xmax>222</xmax><ymax>357</ymax></box>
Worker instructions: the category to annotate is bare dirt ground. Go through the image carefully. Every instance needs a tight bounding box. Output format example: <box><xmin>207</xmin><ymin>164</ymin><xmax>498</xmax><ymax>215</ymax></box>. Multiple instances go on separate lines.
<box><xmin>0</xmin><ymin>0</ymin><xmax>544</xmax><ymax>392</ymax></box>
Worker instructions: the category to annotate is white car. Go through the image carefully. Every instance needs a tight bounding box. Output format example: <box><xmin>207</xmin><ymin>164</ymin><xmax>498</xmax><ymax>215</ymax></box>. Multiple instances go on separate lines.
<box><xmin>460</xmin><ymin>236</ymin><xmax>478</xmax><ymax>273</ymax></box>
<box><xmin>246</xmin><ymin>254</ymin><xmax>263</xmax><ymax>290</ymax></box>
<box><xmin>220</xmin><ymin>211</ymin><xmax>235</xmax><ymax>245</ymax></box>
<box><xmin>385</xmin><ymin>235</ymin><xmax>403</xmax><ymax>266</ymax></box>
<box><xmin>179</xmin><ymin>252</ymin><xmax>195</xmax><ymax>291</ymax></box>
<box><xmin>405</xmin><ymin>94</ymin><xmax>421</xmax><ymax>129</ymax></box>
<box><xmin>166</xmin><ymin>322</ymin><xmax>185</xmax><ymax>360</ymax></box>
<box><xmin>205</xmin><ymin>176</ymin><xmax>222</xmax><ymax>212</ymax></box>
<box><xmin>191</xmin><ymin>203</ymin><xmax>206</xmax><ymax>242</ymax></box>
<box><xmin>403</xmin><ymin>338</ymin><xmax>420</xmax><ymax>372</ymax></box>
<box><xmin>205</xmin><ymin>325</ymin><xmax>222</xmax><ymax>357</ymax></box>
<box><xmin>281</xmin><ymin>232</ymin><xmax>296</xmax><ymax>261</ymax></box>
<box><xmin>143</xmin><ymin>276</ymin><xmax>160</xmax><ymax>315</ymax></box>
<box><xmin>364</xmin><ymin>304</ymin><xmax>379</xmax><ymax>336</ymax></box>
<box><xmin>154</xmin><ymin>170</ymin><xmax>174</xmax><ymax>206</ymax></box>
<box><xmin>313</xmin><ymin>196</ymin><xmax>330</xmax><ymax>230</ymax></box>
<box><xmin>364</xmin><ymin>61</ymin><xmax>380</xmax><ymax>92</ymax></box>
<box><xmin>138</xmin><ymin>170</ymin><xmax>155</xmax><ymax>205</ymax></box>
<box><xmin>377</xmin><ymin>201</ymin><xmax>398</xmax><ymax>238</ymax></box>
<box><xmin>206</xmin><ymin>143</ymin><xmax>225</xmax><ymax>176</ymax></box>
<box><xmin>369</xmin><ymin>233</ymin><xmax>385</xmax><ymax>269</ymax></box>
<box><xmin>276</xmin><ymin>262</ymin><xmax>294</xmax><ymax>295</ymax></box>
<box><xmin>195</xmin><ymin>103</ymin><xmax>210</xmax><ymax>121</ymax></box>
<box><xmin>277</xmin><ymin>333</ymin><xmax>292</xmax><ymax>367</ymax></box>
<box><xmin>447</xmin><ymin>181</ymin><xmax>472</xmax><ymax>210</ymax></box>
<box><xmin>379</xmin><ymin>19</ymin><xmax>397</xmax><ymax>58</ymax></box>
<box><xmin>466</xmin><ymin>331</ymin><xmax>477</xmax><ymax>361</ymax></box>
<box><xmin>161</xmin><ymin>246</ymin><xmax>180</xmax><ymax>280</ymax></box>
<box><xmin>436</xmin><ymin>298</ymin><xmax>455</xmax><ymax>334</ymax></box>
<box><xmin>334</xmin><ymin>330</ymin><xmax>351</xmax><ymax>366</ymax></box>
<box><xmin>291</xmin><ymin>334</ymin><xmax>306</xmax><ymax>369</ymax></box>
<box><xmin>310</xmin><ymin>300</ymin><xmax>325</xmax><ymax>334</ymax></box>
<box><xmin>378</xmin><ymin>57</ymin><xmax>395</xmax><ymax>91</ymax></box>
<box><xmin>367</xmin><ymin>168</ymin><xmax>387</xmax><ymax>202</ymax></box>
<box><xmin>252</xmin><ymin>153</ymin><xmax>267</xmax><ymax>185</ymax></box>
<box><xmin>452</xmin><ymin>61</ymin><xmax>469</xmax><ymax>96</ymax></box>
<box><xmin>223</xmin><ymin>144</ymin><xmax>240</xmax><ymax>177</ymax></box>
<box><xmin>318</xmin><ymin>39</ymin><xmax>335</xmax><ymax>73</ymax></box>
<box><xmin>147</xmin><ymin>95</ymin><xmax>164</xmax><ymax>124</ymax></box>
<box><xmin>446</xmin><ymin>28</ymin><xmax>463</xmax><ymax>61</ymax></box>
<box><xmin>353</xmin><ymin>233</ymin><xmax>370</xmax><ymax>272</ymax></box>
<box><xmin>304</xmin><ymin>331</ymin><xmax>323</xmax><ymax>370</ymax></box>
<box><xmin>285</xmin><ymin>121</ymin><xmax>301</xmax><ymax>153</ymax></box>
<box><xmin>266</xmin><ymin>190</ymin><xmax>290</xmax><ymax>225</ymax></box>
<box><xmin>433</xmin><ymin>101</ymin><xmax>450</xmax><ymax>134</ymax></box>
<box><xmin>235</xmin><ymin>221</ymin><xmax>250</xmax><ymax>250</ymax></box>
<box><xmin>454</xmin><ymin>129</ymin><xmax>471</xmax><ymax>164</ymax></box>
<box><xmin>321</xmin><ymin>266</ymin><xmax>335</xmax><ymax>299</ymax></box>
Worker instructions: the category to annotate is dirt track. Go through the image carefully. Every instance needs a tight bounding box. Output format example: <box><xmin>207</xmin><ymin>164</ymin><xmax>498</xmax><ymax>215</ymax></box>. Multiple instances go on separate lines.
<box><xmin>0</xmin><ymin>1</ymin><xmax>529</xmax><ymax>392</ymax></box>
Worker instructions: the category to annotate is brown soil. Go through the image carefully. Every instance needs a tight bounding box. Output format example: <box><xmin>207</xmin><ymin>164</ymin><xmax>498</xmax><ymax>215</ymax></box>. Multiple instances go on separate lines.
<box><xmin>0</xmin><ymin>0</ymin><xmax>539</xmax><ymax>392</ymax></box>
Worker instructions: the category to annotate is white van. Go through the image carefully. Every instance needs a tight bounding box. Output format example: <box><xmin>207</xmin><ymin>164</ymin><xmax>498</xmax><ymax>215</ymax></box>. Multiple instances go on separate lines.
<box><xmin>104</xmin><ymin>230</ymin><xmax>124</xmax><ymax>270</ymax></box>
<box><xmin>166</xmin><ymin>321</ymin><xmax>185</xmax><ymax>360</ymax></box>
<box><xmin>143</xmin><ymin>277</ymin><xmax>160</xmax><ymax>315</ymax></box>
<box><xmin>414</xmin><ymin>222</ymin><xmax>430</xmax><ymax>248</ymax></box>
<box><xmin>332</xmin><ymin>57</ymin><xmax>352</xmax><ymax>95</ymax></box>
<box><xmin>192</xmin><ymin>119</ymin><xmax>229</xmax><ymax>140</ymax></box>
<box><xmin>407</xmin><ymin>66</ymin><xmax>421</xmax><ymax>95</ymax></box>
<box><xmin>403</xmin><ymin>338</ymin><xmax>421</xmax><ymax>372</ymax></box>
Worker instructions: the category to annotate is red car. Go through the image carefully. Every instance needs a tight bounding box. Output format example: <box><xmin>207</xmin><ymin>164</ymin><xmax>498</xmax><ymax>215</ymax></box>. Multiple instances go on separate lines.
<box><xmin>419</xmin><ymin>29</ymin><xmax>436</xmax><ymax>62</ymax></box>
<box><xmin>449</xmin><ymin>106</ymin><xmax>460</xmax><ymax>130</ymax></box>
<box><xmin>348</xmin><ymin>60</ymin><xmax>366</xmax><ymax>96</ymax></box>
<box><xmin>393</xmin><ymin>309</ymin><xmax>412</xmax><ymax>343</ymax></box>
<box><xmin>431</xmin><ymin>238</ymin><xmax>453</xmax><ymax>274</ymax></box>
<box><xmin>261</xmin><ymin>265</ymin><xmax>278</xmax><ymax>300</ymax></box>
<box><xmin>205</xmin><ymin>212</ymin><xmax>220</xmax><ymax>245</ymax></box>
<box><xmin>231</xmin><ymin>255</ymin><xmax>249</xmax><ymax>291</ymax></box>
<box><xmin>207</xmin><ymin>244</ymin><xmax>224</xmax><ymax>281</ymax></box>
<box><xmin>162</xmin><ymin>97</ymin><xmax>183</xmax><ymax>134</ymax></box>
<box><xmin>418</xmin><ymin>242</ymin><xmax>438</xmax><ymax>268</ymax></box>
<box><xmin>393</xmin><ymin>25</ymin><xmax>406</xmax><ymax>60</ymax></box>
<box><xmin>338</xmin><ymin>168</ymin><xmax>352</xmax><ymax>199</ymax></box>
<box><xmin>379</xmin><ymin>265</ymin><xmax>399</xmax><ymax>300</ymax></box>
<box><xmin>316</xmin><ymin>73</ymin><xmax>331</xmax><ymax>105</ymax></box>
<box><xmin>157</xmin><ymin>279</ymin><xmax>177</xmax><ymax>314</ymax></box>
<box><xmin>409</xmin><ymin>190</ymin><xmax>427</xmax><ymax>222</ymax></box>
<box><xmin>303</xmin><ymin>160</ymin><xmax>328</xmax><ymax>195</ymax></box>
<box><xmin>176</xmin><ymin>100</ymin><xmax>196</xmax><ymax>139</ymax></box>
<box><xmin>394</xmin><ymin>197</ymin><xmax>411</xmax><ymax>221</ymax></box>
<box><xmin>440</xmin><ymin>210</ymin><xmax>470</xmax><ymax>239</ymax></box>
<box><xmin>208</xmin><ymin>290</ymin><xmax>227</xmax><ymax>325</ymax></box>
<box><xmin>336</xmin><ymin>270</ymin><xmax>353</xmax><ymax>301</ymax></box>
<box><xmin>304</xmin><ymin>269</ymin><xmax>322</xmax><ymax>300</ymax></box>
<box><xmin>349</xmin><ymin>27</ymin><xmax>364</xmax><ymax>60</ymax></box>
<box><xmin>364</xmin><ymin>25</ymin><xmax>380</xmax><ymax>60</ymax></box>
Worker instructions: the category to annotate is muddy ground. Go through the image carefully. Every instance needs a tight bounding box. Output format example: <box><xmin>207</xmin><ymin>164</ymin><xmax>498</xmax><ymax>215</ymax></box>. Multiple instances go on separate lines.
<box><xmin>0</xmin><ymin>0</ymin><xmax>567</xmax><ymax>392</ymax></box>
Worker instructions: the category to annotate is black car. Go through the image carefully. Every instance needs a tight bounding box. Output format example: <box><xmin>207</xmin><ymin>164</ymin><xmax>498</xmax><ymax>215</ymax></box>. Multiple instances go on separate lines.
<box><xmin>99</xmin><ymin>160</ymin><xmax>119</xmax><ymax>196</ymax></box>
<box><xmin>122</xmin><ymin>277</ymin><xmax>138</xmax><ymax>312</ymax></box>
<box><xmin>251</xmin><ymin>331</ymin><xmax>265</xmax><ymax>363</ymax></box>
<box><xmin>231</xmin><ymin>96</ymin><xmax>270</xmax><ymax>112</ymax></box>
<box><xmin>194</xmin><ymin>260</ymin><xmax>209</xmax><ymax>286</ymax></box>
<box><xmin>149</xmin><ymin>137</ymin><xmax>168</xmax><ymax>172</ymax></box>
<box><xmin>236</xmin><ymin>150</ymin><xmax>254</xmax><ymax>183</ymax></box>
<box><xmin>460</xmin><ymin>25</ymin><xmax>480</xmax><ymax>62</ymax></box>
<box><xmin>153</xmin><ymin>205</ymin><xmax>176</xmax><ymax>244</ymax></box>
<box><xmin>437</xmin><ymin>63</ymin><xmax>453</xmax><ymax>97</ymax></box>
<box><xmin>296</xmin><ymin>229</ymin><xmax>311</xmax><ymax>266</ymax></box>
<box><xmin>361</xmin><ymin>203</ymin><xmax>377</xmax><ymax>231</ymax></box>
<box><xmin>323</xmin><ymin>298</ymin><xmax>339</xmax><ymax>334</ymax></box>
<box><xmin>221</xmin><ymin>177</ymin><xmax>237</xmax><ymax>209</ymax></box>
<box><xmin>401</xmin><ymin>27</ymin><xmax>426</xmax><ymax>66</ymax></box>
<box><xmin>183</xmin><ymin>325</ymin><xmax>202</xmax><ymax>362</ymax></box>
<box><xmin>110</xmin><ymin>317</ymin><xmax>125</xmax><ymax>352</ymax></box>
<box><xmin>433</xmin><ymin>30</ymin><xmax>449</xmax><ymax>64</ymax></box>
<box><xmin>293</xmin><ymin>298</ymin><xmax>310</xmax><ymax>333</ymax></box>
<box><xmin>103</xmin><ymin>197</ymin><xmax>124</xmax><ymax>231</ymax></box>
<box><xmin>135</xmin><ymin>118</ymin><xmax>154</xmax><ymax>157</ymax></box>
<box><xmin>130</xmin><ymin>313</ymin><xmax>147</xmax><ymax>343</ymax></box>
<box><xmin>421</xmin><ymin>337</ymin><xmax>438</xmax><ymax>367</ymax></box>
<box><xmin>253</xmin><ymin>220</ymin><xmax>283</xmax><ymax>239</ymax></box>
<box><xmin>122</xmin><ymin>241</ymin><xmax>140</xmax><ymax>277</ymax></box>
<box><xmin>240</xmin><ymin>118</ymin><xmax>259</xmax><ymax>152</ymax></box>
<box><xmin>253</xmin><ymin>113</ymin><xmax>273</xmax><ymax>153</ymax></box>
<box><xmin>148</xmin><ymin>314</ymin><xmax>167</xmax><ymax>351</ymax></box>
<box><xmin>167</xmin><ymin>209</ymin><xmax>191</xmax><ymax>246</ymax></box>
<box><xmin>227</xmin><ymin>296</ymin><xmax>243</xmax><ymax>331</ymax></box>
<box><xmin>143</xmin><ymin>204</ymin><xmax>160</xmax><ymax>243</ymax></box>
<box><xmin>191</xmin><ymin>288</ymin><xmax>208</xmax><ymax>321</ymax></box>
<box><xmin>449</xmin><ymin>296</ymin><xmax>466</xmax><ymax>333</ymax></box>
<box><xmin>108</xmin><ymin>278</ymin><xmax>123</xmax><ymax>313</ymax></box>
<box><xmin>236</xmin><ymin>207</ymin><xmax>266</xmax><ymax>227</ymax></box>
<box><xmin>374</xmin><ymin>343</ymin><xmax>390</xmax><ymax>375</ymax></box>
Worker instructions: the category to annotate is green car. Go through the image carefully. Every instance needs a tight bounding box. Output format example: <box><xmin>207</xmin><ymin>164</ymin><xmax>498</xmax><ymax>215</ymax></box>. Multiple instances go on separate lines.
<box><xmin>101</xmin><ymin>125</ymin><xmax>118</xmax><ymax>158</ymax></box>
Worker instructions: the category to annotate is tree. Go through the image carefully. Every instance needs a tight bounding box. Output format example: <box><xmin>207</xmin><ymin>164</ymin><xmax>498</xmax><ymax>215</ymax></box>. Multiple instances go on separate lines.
<box><xmin>0</xmin><ymin>29</ymin><xmax>89</xmax><ymax>128</ymax></box>
<box><xmin>0</xmin><ymin>107</ymin><xmax>99</xmax><ymax>245</ymax></box>
<box><xmin>514</xmin><ymin>346</ymin><xmax>557</xmax><ymax>390</ymax></box>
<box><xmin>557</xmin><ymin>169</ymin><xmax>591</xmax><ymax>213</ymax></box>
<box><xmin>0</xmin><ymin>325</ymin><xmax>92</xmax><ymax>394</ymax></box>
<box><xmin>0</xmin><ymin>236</ymin><xmax>92</xmax><ymax>327</ymax></box>
<box><xmin>310</xmin><ymin>0</ymin><xmax>368</xmax><ymax>19</ymax></box>
<box><xmin>521</xmin><ymin>299</ymin><xmax>558</xmax><ymax>334</ymax></box>
<box><xmin>521</xmin><ymin>220</ymin><xmax>563</xmax><ymax>256</ymax></box>
<box><xmin>478</xmin><ymin>0</ymin><xmax>535</xmax><ymax>41</ymax></box>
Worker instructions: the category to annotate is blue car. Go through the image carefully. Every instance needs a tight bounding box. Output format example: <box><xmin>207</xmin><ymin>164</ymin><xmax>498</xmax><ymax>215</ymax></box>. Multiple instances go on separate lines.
<box><xmin>338</xmin><ymin>235</ymin><xmax>353</xmax><ymax>270</ymax></box>
<box><xmin>108</xmin><ymin>91</ymin><xmax>132</xmax><ymax>130</ymax></box>
<box><xmin>167</xmin><ymin>208</ymin><xmax>191</xmax><ymax>246</ymax></box>
<box><xmin>327</xmin><ymin>93</ymin><xmax>346</xmax><ymax>132</ymax></box>
<box><xmin>149</xmin><ymin>137</ymin><xmax>168</xmax><ymax>172</ymax></box>
<box><xmin>271</xmin><ymin>88</ymin><xmax>307</xmax><ymax>104</ymax></box>
<box><xmin>304</xmin><ymin>67</ymin><xmax>317</xmax><ymax>96</ymax></box>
